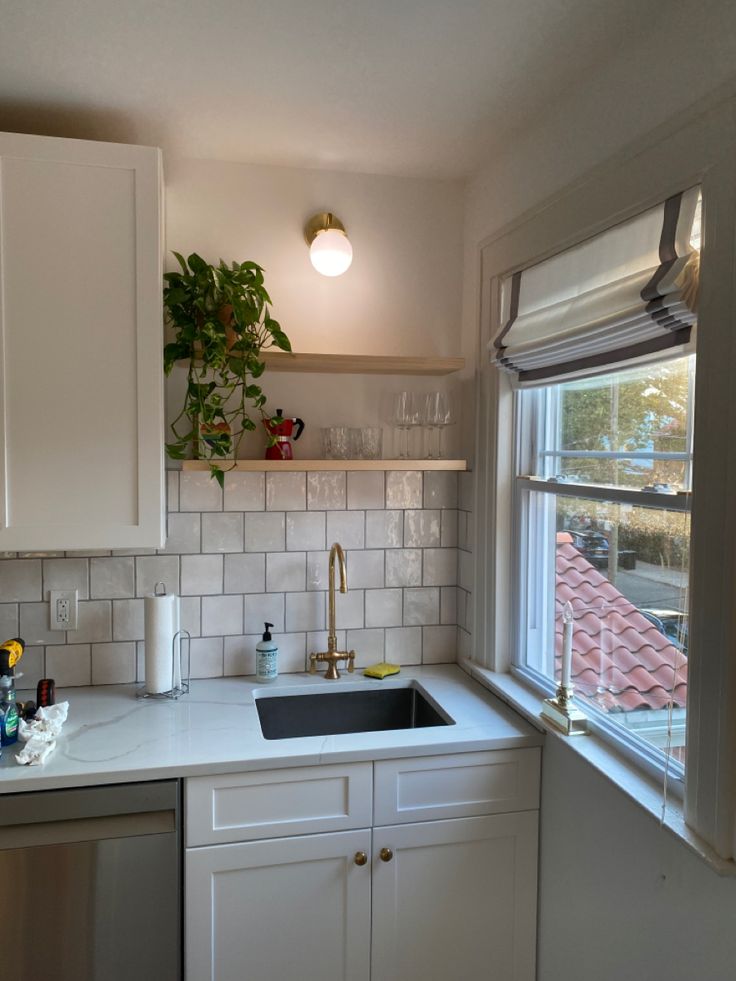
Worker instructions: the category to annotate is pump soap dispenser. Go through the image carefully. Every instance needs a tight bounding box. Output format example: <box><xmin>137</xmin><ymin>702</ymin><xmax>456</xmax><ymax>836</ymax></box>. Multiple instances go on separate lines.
<box><xmin>256</xmin><ymin>623</ymin><xmax>278</xmax><ymax>683</ymax></box>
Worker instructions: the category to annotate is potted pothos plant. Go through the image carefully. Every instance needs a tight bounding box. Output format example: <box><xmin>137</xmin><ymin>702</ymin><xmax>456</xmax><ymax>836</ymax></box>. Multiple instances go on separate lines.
<box><xmin>163</xmin><ymin>252</ymin><xmax>292</xmax><ymax>486</ymax></box>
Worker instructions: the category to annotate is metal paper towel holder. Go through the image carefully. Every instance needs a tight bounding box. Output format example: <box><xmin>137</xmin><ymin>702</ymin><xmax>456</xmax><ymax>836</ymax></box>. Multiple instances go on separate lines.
<box><xmin>136</xmin><ymin>628</ymin><xmax>191</xmax><ymax>701</ymax></box>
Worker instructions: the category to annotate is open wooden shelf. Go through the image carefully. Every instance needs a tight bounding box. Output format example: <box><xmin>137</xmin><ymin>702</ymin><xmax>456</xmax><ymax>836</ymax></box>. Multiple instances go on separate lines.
<box><xmin>182</xmin><ymin>459</ymin><xmax>467</xmax><ymax>472</ymax></box>
<box><xmin>259</xmin><ymin>352</ymin><xmax>465</xmax><ymax>375</ymax></box>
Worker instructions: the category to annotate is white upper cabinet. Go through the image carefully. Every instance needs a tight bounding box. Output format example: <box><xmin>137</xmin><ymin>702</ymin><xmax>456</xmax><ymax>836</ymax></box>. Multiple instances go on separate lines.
<box><xmin>0</xmin><ymin>132</ymin><xmax>164</xmax><ymax>550</ymax></box>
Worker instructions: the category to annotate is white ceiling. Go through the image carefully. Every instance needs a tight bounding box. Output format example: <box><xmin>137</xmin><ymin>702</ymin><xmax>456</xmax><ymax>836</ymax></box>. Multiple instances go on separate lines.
<box><xmin>0</xmin><ymin>0</ymin><xmax>675</xmax><ymax>179</ymax></box>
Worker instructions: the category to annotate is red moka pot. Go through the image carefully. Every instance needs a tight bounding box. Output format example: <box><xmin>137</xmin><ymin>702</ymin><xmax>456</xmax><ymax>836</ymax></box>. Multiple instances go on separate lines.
<box><xmin>263</xmin><ymin>409</ymin><xmax>305</xmax><ymax>460</ymax></box>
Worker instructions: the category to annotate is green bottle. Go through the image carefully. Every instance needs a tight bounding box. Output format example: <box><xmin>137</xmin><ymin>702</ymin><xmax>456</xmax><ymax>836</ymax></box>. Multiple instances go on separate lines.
<box><xmin>0</xmin><ymin>672</ymin><xmax>19</xmax><ymax>746</ymax></box>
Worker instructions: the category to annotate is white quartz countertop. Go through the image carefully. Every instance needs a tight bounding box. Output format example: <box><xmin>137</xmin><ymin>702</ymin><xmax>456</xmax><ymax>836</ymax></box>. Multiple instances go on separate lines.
<box><xmin>0</xmin><ymin>665</ymin><xmax>542</xmax><ymax>794</ymax></box>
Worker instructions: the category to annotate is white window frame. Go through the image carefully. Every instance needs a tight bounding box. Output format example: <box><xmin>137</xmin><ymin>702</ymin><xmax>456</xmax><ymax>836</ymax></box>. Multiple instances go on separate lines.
<box><xmin>472</xmin><ymin>94</ymin><xmax>736</xmax><ymax>861</ymax></box>
<box><xmin>512</xmin><ymin>364</ymin><xmax>694</xmax><ymax>794</ymax></box>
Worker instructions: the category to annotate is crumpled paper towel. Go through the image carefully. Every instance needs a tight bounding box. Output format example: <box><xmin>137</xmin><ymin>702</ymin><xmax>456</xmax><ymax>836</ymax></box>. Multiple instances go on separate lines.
<box><xmin>15</xmin><ymin>702</ymin><xmax>69</xmax><ymax>766</ymax></box>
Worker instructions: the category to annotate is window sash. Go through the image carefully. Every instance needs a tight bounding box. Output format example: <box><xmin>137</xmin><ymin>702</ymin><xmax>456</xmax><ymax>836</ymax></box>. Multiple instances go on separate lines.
<box><xmin>516</xmin><ymin>476</ymin><xmax>691</xmax><ymax>511</ymax></box>
<box><xmin>512</xmin><ymin>475</ymin><xmax>689</xmax><ymax>790</ymax></box>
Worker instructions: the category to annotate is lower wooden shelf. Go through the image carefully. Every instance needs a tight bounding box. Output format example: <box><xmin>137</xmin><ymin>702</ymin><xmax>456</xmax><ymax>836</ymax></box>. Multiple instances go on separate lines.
<box><xmin>181</xmin><ymin>459</ymin><xmax>467</xmax><ymax>472</ymax></box>
<box><xmin>259</xmin><ymin>352</ymin><xmax>465</xmax><ymax>375</ymax></box>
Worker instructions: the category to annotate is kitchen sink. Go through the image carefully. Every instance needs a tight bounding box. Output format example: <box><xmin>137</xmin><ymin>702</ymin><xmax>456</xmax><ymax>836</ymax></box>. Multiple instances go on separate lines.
<box><xmin>255</xmin><ymin>684</ymin><xmax>454</xmax><ymax>740</ymax></box>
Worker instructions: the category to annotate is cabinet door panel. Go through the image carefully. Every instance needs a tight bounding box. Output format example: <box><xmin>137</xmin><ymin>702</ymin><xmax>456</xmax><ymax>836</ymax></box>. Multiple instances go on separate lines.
<box><xmin>374</xmin><ymin>749</ymin><xmax>540</xmax><ymax>825</ymax></box>
<box><xmin>0</xmin><ymin>132</ymin><xmax>164</xmax><ymax>549</ymax></box>
<box><xmin>186</xmin><ymin>829</ymin><xmax>371</xmax><ymax>981</ymax></box>
<box><xmin>186</xmin><ymin>763</ymin><xmax>373</xmax><ymax>846</ymax></box>
<box><xmin>371</xmin><ymin>813</ymin><xmax>538</xmax><ymax>981</ymax></box>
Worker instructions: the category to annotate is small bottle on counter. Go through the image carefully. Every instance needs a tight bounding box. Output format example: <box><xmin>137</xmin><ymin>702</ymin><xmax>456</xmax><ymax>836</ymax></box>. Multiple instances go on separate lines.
<box><xmin>0</xmin><ymin>671</ymin><xmax>19</xmax><ymax>747</ymax></box>
<box><xmin>256</xmin><ymin>622</ymin><xmax>278</xmax><ymax>683</ymax></box>
<box><xmin>0</xmin><ymin>637</ymin><xmax>24</xmax><ymax>748</ymax></box>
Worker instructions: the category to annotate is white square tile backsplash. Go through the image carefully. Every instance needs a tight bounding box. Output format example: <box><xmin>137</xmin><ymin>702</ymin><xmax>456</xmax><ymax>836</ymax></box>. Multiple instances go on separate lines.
<box><xmin>266</xmin><ymin>472</ymin><xmax>306</xmax><ymax>511</ymax></box>
<box><xmin>326</xmin><ymin>511</ymin><xmax>365</xmax><ymax>550</ymax></box>
<box><xmin>244</xmin><ymin>512</ymin><xmax>286</xmax><ymax>551</ymax></box>
<box><xmin>202</xmin><ymin>594</ymin><xmax>243</xmax><ymax>636</ymax></box>
<box><xmin>365</xmin><ymin>510</ymin><xmax>403</xmax><ymax>549</ymax></box>
<box><xmin>404</xmin><ymin>509</ymin><xmax>441</xmax><ymax>548</ymax></box>
<box><xmin>347</xmin><ymin>471</ymin><xmax>384</xmax><ymax>510</ymax></box>
<box><xmin>180</xmin><ymin>554</ymin><xmax>223</xmax><ymax>596</ymax></box>
<box><xmin>89</xmin><ymin>556</ymin><xmax>136</xmax><ymax>599</ymax></box>
<box><xmin>224</xmin><ymin>471</ymin><xmax>265</xmax><ymax>511</ymax></box>
<box><xmin>266</xmin><ymin>552</ymin><xmax>306</xmax><ymax>593</ymax></box>
<box><xmin>201</xmin><ymin>513</ymin><xmax>244</xmax><ymax>553</ymax></box>
<box><xmin>0</xmin><ymin>559</ymin><xmax>42</xmax><ymax>603</ymax></box>
<box><xmin>2</xmin><ymin>469</ymin><xmax>470</xmax><ymax>686</ymax></box>
<box><xmin>307</xmin><ymin>471</ymin><xmax>346</xmax><ymax>510</ymax></box>
<box><xmin>180</xmin><ymin>472</ymin><xmax>223</xmax><ymax>512</ymax></box>
<box><xmin>286</xmin><ymin>511</ymin><xmax>325</xmax><ymax>551</ymax></box>
<box><xmin>224</xmin><ymin>553</ymin><xmax>266</xmax><ymax>594</ymax></box>
<box><xmin>44</xmin><ymin>557</ymin><xmax>90</xmax><ymax>599</ymax></box>
<box><xmin>385</xmin><ymin>549</ymin><xmax>422</xmax><ymax>587</ymax></box>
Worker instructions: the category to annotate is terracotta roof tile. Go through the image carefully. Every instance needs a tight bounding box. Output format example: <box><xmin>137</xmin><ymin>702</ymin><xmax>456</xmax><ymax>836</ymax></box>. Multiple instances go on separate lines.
<box><xmin>554</xmin><ymin>542</ymin><xmax>687</xmax><ymax>711</ymax></box>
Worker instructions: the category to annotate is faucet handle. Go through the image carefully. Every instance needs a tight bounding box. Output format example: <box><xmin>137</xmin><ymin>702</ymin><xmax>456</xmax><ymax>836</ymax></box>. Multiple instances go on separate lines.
<box><xmin>347</xmin><ymin>651</ymin><xmax>356</xmax><ymax>673</ymax></box>
<box><xmin>309</xmin><ymin>652</ymin><xmax>319</xmax><ymax>674</ymax></box>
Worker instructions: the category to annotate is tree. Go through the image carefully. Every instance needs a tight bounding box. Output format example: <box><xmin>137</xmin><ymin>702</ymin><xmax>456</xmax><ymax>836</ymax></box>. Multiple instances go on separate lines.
<box><xmin>559</xmin><ymin>358</ymin><xmax>691</xmax><ymax>488</ymax></box>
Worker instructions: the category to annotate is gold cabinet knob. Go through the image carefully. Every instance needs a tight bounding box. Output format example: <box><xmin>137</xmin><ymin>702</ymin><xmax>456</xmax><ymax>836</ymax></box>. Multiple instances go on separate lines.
<box><xmin>354</xmin><ymin>851</ymin><xmax>368</xmax><ymax>866</ymax></box>
<box><xmin>379</xmin><ymin>847</ymin><xmax>393</xmax><ymax>863</ymax></box>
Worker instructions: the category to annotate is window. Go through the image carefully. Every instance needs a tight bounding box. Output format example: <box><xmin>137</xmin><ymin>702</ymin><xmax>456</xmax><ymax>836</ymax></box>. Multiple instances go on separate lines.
<box><xmin>513</xmin><ymin>356</ymin><xmax>694</xmax><ymax>775</ymax></box>
<box><xmin>477</xmin><ymin>103</ymin><xmax>736</xmax><ymax>860</ymax></box>
<box><xmin>487</xmin><ymin>185</ymin><xmax>701</xmax><ymax>787</ymax></box>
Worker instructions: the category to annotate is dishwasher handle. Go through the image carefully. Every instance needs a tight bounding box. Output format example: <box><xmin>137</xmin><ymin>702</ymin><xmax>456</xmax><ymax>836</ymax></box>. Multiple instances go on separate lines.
<box><xmin>0</xmin><ymin>780</ymin><xmax>178</xmax><ymax>828</ymax></box>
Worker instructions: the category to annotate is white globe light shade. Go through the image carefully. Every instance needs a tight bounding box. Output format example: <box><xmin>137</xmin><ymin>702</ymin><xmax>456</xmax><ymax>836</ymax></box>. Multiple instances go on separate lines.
<box><xmin>309</xmin><ymin>228</ymin><xmax>353</xmax><ymax>277</ymax></box>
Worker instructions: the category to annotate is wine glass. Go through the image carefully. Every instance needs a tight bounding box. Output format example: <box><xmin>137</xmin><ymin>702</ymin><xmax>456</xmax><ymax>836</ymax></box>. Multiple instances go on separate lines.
<box><xmin>425</xmin><ymin>392</ymin><xmax>454</xmax><ymax>458</ymax></box>
<box><xmin>391</xmin><ymin>392</ymin><xmax>420</xmax><ymax>459</ymax></box>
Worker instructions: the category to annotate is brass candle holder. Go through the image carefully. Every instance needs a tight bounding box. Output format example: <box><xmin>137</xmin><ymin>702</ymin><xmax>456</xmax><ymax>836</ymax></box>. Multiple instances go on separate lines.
<box><xmin>541</xmin><ymin>682</ymin><xmax>588</xmax><ymax>736</ymax></box>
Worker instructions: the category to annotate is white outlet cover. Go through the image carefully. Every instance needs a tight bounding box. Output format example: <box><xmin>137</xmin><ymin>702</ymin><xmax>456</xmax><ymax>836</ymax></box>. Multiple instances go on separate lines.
<box><xmin>49</xmin><ymin>589</ymin><xmax>78</xmax><ymax>631</ymax></box>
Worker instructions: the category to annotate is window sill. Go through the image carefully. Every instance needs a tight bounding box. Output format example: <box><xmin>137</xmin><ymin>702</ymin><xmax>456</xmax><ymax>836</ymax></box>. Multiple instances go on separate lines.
<box><xmin>458</xmin><ymin>655</ymin><xmax>736</xmax><ymax>877</ymax></box>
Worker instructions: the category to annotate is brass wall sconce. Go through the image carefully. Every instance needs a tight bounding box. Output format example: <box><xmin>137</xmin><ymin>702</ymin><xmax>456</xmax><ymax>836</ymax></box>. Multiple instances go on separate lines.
<box><xmin>304</xmin><ymin>212</ymin><xmax>353</xmax><ymax>277</ymax></box>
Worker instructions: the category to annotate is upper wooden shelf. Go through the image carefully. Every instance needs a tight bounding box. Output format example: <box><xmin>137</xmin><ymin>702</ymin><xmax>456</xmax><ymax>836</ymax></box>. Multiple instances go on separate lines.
<box><xmin>182</xmin><ymin>459</ymin><xmax>467</xmax><ymax>472</ymax></box>
<box><xmin>260</xmin><ymin>352</ymin><xmax>465</xmax><ymax>375</ymax></box>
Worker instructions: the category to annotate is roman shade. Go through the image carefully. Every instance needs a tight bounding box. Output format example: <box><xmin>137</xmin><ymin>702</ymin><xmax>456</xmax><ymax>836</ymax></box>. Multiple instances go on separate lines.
<box><xmin>492</xmin><ymin>187</ymin><xmax>701</xmax><ymax>385</ymax></box>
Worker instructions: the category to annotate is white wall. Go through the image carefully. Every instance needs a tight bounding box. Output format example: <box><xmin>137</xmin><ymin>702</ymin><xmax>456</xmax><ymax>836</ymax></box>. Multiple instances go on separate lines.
<box><xmin>539</xmin><ymin>738</ymin><xmax>736</xmax><ymax>980</ymax></box>
<box><xmin>164</xmin><ymin>158</ymin><xmax>464</xmax><ymax>459</ymax></box>
<box><xmin>462</xmin><ymin>0</ymin><xmax>736</xmax><ymax>375</ymax></box>
<box><xmin>462</xmin><ymin>6</ymin><xmax>736</xmax><ymax>977</ymax></box>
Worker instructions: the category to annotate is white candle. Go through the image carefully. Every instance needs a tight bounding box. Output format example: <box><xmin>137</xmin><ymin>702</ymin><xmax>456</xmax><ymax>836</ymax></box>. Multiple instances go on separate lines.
<box><xmin>561</xmin><ymin>601</ymin><xmax>574</xmax><ymax>690</ymax></box>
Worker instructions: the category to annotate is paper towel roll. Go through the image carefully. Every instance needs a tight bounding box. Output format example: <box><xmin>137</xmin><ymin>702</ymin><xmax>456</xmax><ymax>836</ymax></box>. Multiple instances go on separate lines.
<box><xmin>144</xmin><ymin>588</ymin><xmax>180</xmax><ymax>694</ymax></box>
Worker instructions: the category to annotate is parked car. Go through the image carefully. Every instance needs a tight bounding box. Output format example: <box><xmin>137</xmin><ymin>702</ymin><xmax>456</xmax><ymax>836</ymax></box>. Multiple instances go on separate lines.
<box><xmin>640</xmin><ymin>608</ymin><xmax>689</xmax><ymax>655</ymax></box>
<box><xmin>567</xmin><ymin>530</ymin><xmax>610</xmax><ymax>570</ymax></box>
<box><xmin>561</xmin><ymin>530</ymin><xmax>637</xmax><ymax>571</ymax></box>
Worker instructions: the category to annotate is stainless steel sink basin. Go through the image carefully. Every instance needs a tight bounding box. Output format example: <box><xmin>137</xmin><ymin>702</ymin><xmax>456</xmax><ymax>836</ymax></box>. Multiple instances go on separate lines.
<box><xmin>255</xmin><ymin>684</ymin><xmax>454</xmax><ymax>740</ymax></box>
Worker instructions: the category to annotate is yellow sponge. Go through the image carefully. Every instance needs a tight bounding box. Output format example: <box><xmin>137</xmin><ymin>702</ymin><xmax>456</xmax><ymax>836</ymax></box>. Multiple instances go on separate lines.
<box><xmin>363</xmin><ymin>661</ymin><xmax>401</xmax><ymax>680</ymax></box>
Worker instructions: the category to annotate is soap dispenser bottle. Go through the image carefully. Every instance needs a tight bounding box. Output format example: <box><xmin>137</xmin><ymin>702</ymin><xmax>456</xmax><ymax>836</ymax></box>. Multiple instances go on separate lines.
<box><xmin>256</xmin><ymin>623</ymin><xmax>278</xmax><ymax>683</ymax></box>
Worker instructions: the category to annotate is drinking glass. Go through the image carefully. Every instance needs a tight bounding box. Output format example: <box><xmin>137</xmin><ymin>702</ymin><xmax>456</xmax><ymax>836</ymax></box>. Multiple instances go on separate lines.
<box><xmin>321</xmin><ymin>427</ymin><xmax>333</xmax><ymax>459</ymax></box>
<box><xmin>328</xmin><ymin>426</ymin><xmax>351</xmax><ymax>460</ymax></box>
<box><xmin>424</xmin><ymin>392</ymin><xmax>454</xmax><ymax>458</ymax></box>
<box><xmin>391</xmin><ymin>392</ymin><xmax>420</xmax><ymax>459</ymax></box>
<box><xmin>359</xmin><ymin>427</ymin><xmax>383</xmax><ymax>460</ymax></box>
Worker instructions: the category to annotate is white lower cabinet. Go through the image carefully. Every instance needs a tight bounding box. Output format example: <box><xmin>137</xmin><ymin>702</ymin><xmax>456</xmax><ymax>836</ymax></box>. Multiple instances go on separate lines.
<box><xmin>370</xmin><ymin>813</ymin><xmax>538</xmax><ymax>981</ymax></box>
<box><xmin>185</xmin><ymin>753</ymin><xmax>539</xmax><ymax>981</ymax></box>
<box><xmin>186</xmin><ymin>829</ymin><xmax>372</xmax><ymax>981</ymax></box>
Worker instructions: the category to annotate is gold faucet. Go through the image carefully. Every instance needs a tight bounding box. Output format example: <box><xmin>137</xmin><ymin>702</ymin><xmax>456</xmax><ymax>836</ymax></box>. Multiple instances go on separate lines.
<box><xmin>309</xmin><ymin>542</ymin><xmax>356</xmax><ymax>680</ymax></box>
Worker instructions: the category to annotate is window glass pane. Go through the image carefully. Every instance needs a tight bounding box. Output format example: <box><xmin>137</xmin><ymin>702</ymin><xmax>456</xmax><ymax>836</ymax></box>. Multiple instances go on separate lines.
<box><xmin>520</xmin><ymin>491</ymin><xmax>689</xmax><ymax>765</ymax></box>
<box><xmin>534</xmin><ymin>356</ymin><xmax>694</xmax><ymax>491</ymax></box>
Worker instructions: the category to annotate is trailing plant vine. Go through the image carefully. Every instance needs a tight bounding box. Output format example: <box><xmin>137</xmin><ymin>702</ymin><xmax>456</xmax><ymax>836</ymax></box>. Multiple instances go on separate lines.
<box><xmin>163</xmin><ymin>252</ymin><xmax>291</xmax><ymax>486</ymax></box>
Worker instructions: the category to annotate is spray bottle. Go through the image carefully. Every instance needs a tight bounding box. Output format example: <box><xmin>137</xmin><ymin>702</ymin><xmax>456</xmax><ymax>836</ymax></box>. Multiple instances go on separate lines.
<box><xmin>0</xmin><ymin>637</ymin><xmax>25</xmax><ymax>748</ymax></box>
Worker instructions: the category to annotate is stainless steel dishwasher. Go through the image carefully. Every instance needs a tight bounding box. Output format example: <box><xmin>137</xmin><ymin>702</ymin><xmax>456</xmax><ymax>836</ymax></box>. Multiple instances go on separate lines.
<box><xmin>0</xmin><ymin>780</ymin><xmax>180</xmax><ymax>981</ymax></box>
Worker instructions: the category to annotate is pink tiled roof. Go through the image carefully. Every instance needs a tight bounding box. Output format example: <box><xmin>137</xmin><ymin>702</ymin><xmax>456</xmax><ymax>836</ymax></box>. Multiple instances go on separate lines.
<box><xmin>555</xmin><ymin>542</ymin><xmax>687</xmax><ymax>711</ymax></box>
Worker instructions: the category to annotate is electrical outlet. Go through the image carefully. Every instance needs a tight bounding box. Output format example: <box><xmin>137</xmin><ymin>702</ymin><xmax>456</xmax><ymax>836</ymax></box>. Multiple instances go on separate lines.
<box><xmin>50</xmin><ymin>589</ymin><xmax>78</xmax><ymax>631</ymax></box>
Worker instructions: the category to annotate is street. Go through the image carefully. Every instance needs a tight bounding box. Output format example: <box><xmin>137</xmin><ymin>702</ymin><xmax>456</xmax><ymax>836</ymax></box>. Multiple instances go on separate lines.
<box><xmin>613</xmin><ymin>560</ymin><xmax>689</xmax><ymax>612</ymax></box>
